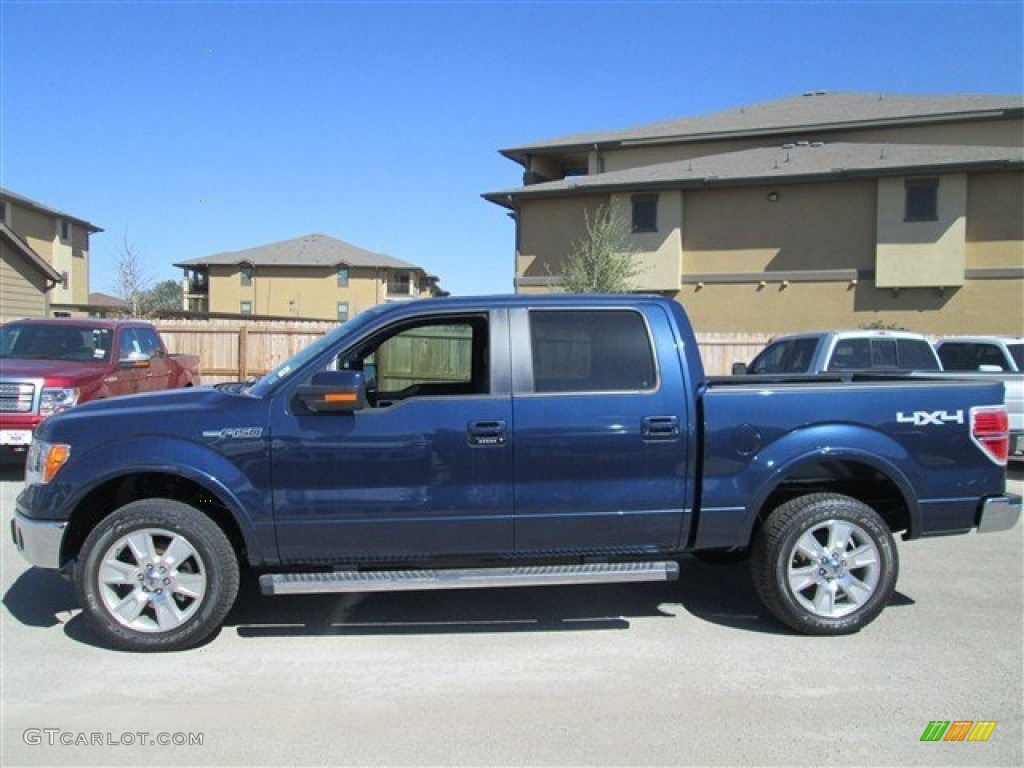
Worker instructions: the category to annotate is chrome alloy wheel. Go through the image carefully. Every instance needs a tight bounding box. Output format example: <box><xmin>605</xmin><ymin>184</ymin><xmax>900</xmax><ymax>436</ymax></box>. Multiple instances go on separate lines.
<box><xmin>97</xmin><ymin>528</ymin><xmax>208</xmax><ymax>633</ymax></box>
<box><xmin>786</xmin><ymin>519</ymin><xmax>881</xmax><ymax>619</ymax></box>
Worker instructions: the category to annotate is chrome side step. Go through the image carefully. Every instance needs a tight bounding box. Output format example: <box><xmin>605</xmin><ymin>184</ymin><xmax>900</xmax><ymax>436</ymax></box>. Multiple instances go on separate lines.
<box><xmin>260</xmin><ymin>561</ymin><xmax>679</xmax><ymax>596</ymax></box>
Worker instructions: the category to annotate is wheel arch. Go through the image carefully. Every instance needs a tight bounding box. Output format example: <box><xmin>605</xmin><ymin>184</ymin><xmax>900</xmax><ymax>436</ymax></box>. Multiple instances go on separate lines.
<box><xmin>61</xmin><ymin>471</ymin><xmax>253</xmax><ymax>570</ymax></box>
<box><xmin>739</xmin><ymin>437</ymin><xmax>921</xmax><ymax>546</ymax></box>
<box><xmin>53</xmin><ymin>436</ymin><xmax>273</xmax><ymax>570</ymax></box>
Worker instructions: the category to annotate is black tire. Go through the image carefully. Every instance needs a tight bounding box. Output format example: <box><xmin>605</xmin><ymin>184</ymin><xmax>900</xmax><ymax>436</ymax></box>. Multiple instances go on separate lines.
<box><xmin>74</xmin><ymin>499</ymin><xmax>239</xmax><ymax>652</ymax></box>
<box><xmin>692</xmin><ymin>547</ymin><xmax>750</xmax><ymax>565</ymax></box>
<box><xmin>751</xmin><ymin>493</ymin><xmax>898</xmax><ymax>635</ymax></box>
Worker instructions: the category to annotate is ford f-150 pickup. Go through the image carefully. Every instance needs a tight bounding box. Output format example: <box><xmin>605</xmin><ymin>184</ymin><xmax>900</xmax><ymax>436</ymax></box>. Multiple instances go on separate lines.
<box><xmin>11</xmin><ymin>296</ymin><xmax>1020</xmax><ymax>651</ymax></box>
<box><xmin>0</xmin><ymin>317</ymin><xmax>200</xmax><ymax>453</ymax></box>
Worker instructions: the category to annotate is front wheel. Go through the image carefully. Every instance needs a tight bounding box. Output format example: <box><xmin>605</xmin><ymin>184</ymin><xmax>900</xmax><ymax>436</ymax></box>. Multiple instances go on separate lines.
<box><xmin>751</xmin><ymin>493</ymin><xmax>898</xmax><ymax>635</ymax></box>
<box><xmin>74</xmin><ymin>499</ymin><xmax>239</xmax><ymax>652</ymax></box>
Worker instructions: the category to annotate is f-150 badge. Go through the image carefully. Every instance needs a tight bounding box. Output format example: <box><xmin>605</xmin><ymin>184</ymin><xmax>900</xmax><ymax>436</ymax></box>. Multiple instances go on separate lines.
<box><xmin>897</xmin><ymin>410</ymin><xmax>965</xmax><ymax>426</ymax></box>
<box><xmin>202</xmin><ymin>427</ymin><xmax>264</xmax><ymax>439</ymax></box>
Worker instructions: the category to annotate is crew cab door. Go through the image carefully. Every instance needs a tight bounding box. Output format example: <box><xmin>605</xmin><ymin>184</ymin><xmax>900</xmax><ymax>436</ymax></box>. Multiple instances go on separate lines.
<box><xmin>510</xmin><ymin>306</ymin><xmax>690</xmax><ymax>554</ymax></box>
<box><xmin>270</xmin><ymin>310</ymin><xmax>514</xmax><ymax>563</ymax></box>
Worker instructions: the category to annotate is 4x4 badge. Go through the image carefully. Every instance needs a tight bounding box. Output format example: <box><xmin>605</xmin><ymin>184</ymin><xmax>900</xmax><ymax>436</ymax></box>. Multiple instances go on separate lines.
<box><xmin>897</xmin><ymin>410</ymin><xmax>965</xmax><ymax>427</ymax></box>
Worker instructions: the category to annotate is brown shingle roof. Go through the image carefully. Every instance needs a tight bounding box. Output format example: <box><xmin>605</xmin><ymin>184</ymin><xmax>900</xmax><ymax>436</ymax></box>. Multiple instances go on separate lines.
<box><xmin>485</xmin><ymin>142</ymin><xmax>1024</xmax><ymax>204</ymax></box>
<box><xmin>174</xmin><ymin>233</ymin><xmax>421</xmax><ymax>271</ymax></box>
<box><xmin>502</xmin><ymin>92</ymin><xmax>1024</xmax><ymax>161</ymax></box>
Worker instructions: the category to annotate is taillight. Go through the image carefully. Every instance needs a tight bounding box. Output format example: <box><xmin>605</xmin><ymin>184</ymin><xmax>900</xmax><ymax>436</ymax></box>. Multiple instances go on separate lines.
<box><xmin>971</xmin><ymin>406</ymin><xmax>1010</xmax><ymax>466</ymax></box>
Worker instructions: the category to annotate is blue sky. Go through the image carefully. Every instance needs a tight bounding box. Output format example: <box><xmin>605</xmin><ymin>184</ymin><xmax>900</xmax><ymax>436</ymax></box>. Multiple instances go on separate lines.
<box><xmin>2</xmin><ymin>1</ymin><xmax>1022</xmax><ymax>299</ymax></box>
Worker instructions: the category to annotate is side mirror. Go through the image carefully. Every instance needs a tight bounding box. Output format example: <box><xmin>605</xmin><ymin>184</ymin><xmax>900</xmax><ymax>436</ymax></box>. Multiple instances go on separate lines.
<box><xmin>731</xmin><ymin>362</ymin><xmax>749</xmax><ymax>376</ymax></box>
<box><xmin>295</xmin><ymin>370</ymin><xmax>366</xmax><ymax>413</ymax></box>
<box><xmin>120</xmin><ymin>353</ymin><xmax>151</xmax><ymax>369</ymax></box>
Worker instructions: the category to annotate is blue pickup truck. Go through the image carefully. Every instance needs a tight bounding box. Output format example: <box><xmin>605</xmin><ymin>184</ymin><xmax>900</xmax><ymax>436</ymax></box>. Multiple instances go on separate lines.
<box><xmin>12</xmin><ymin>296</ymin><xmax>1021</xmax><ymax>651</ymax></box>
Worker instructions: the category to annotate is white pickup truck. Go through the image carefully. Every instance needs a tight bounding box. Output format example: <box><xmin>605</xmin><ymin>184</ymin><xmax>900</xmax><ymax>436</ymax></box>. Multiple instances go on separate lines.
<box><xmin>935</xmin><ymin>337</ymin><xmax>1024</xmax><ymax>462</ymax></box>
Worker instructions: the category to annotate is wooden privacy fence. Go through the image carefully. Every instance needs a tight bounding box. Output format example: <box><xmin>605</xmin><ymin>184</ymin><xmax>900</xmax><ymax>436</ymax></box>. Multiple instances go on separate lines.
<box><xmin>155</xmin><ymin>320</ymin><xmax>336</xmax><ymax>385</ymax></box>
<box><xmin>155</xmin><ymin>320</ymin><xmax>772</xmax><ymax>384</ymax></box>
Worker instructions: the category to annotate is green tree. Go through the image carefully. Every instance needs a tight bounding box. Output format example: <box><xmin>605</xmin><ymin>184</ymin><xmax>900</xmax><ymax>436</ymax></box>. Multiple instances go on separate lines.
<box><xmin>140</xmin><ymin>279</ymin><xmax>184</xmax><ymax>315</ymax></box>
<box><xmin>558</xmin><ymin>205</ymin><xmax>638</xmax><ymax>293</ymax></box>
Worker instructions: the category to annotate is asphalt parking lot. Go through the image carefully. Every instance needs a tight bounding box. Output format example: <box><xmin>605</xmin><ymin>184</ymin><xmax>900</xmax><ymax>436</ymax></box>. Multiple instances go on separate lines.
<box><xmin>1</xmin><ymin>464</ymin><xmax>1021</xmax><ymax>767</ymax></box>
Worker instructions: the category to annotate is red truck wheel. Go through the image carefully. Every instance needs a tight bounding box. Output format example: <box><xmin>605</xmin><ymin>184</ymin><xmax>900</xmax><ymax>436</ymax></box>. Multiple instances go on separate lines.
<box><xmin>74</xmin><ymin>499</ymin><xmax>239</xmax><ymax>652</ymax></box>
<box><xmin>751</xmin><ymin>493</ymin><xmax>898</xmax><ymax>635</ymax></box>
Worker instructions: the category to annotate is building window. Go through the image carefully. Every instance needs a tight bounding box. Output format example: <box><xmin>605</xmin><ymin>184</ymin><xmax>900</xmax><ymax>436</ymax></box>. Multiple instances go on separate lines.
<box><xmin>240</xmin><ymin>265</ymin><xmax>254</xmax><ymax>286</ymax></box>
<box><xmin>59</xmin><ymin>219</ymin><xmax>71</xmax><ymax>242</ymax></box>
<box><xmin>240</xmin><ymin>301</ymin><xmax>252</xmax><ymax>316</ymax></box>
<box><xmin>631</xmin><ymin>194</ymin><xmax>658</xmax><ymax>233</ymax></box>
<box><xmin>388</xmin><ymin>272</ymin><xmax>412</xmax><ymax>295</ymax></box>
<box><xmin>337</xmin><ymin>267</ymin><xmax>349</xmax><ymax>287</ymax></box>
<box><xmin>904</xmin><ymin>178</ymin><xmax>939</xmax><ymax>222</ymax></box>
<box><xmin>0</xmin><ymin>200</ymin><xmax>8</xmax><ymax>225</ymax></box>
<box><xmin>337</xmin><ymin>302</ymin><xmax>350</xmax><ymax>322</ymax></box>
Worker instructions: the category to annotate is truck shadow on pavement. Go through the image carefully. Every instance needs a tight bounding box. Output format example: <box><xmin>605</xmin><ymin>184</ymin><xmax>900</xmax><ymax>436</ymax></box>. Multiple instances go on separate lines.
<box><xmin>2</xmin><ymin>557</ymin><xmax>915</xmax><ymax>650</ymax></box>
<box><xmin>226</xmin><ymin>556</ymin><xmax>914</xmax><ymax>641</ymax></box>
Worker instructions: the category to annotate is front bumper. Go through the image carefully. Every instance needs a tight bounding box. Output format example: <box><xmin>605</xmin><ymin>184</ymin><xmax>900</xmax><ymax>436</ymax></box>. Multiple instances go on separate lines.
<box><xmin>977</xmin><ymin>494</ymin><xmax>1022</xmax><ymax>534</ymax></box>
<box><xmin>10</xmin><ymin>510</ymin><xmax>66</xmax><ymax>569</ymax></box>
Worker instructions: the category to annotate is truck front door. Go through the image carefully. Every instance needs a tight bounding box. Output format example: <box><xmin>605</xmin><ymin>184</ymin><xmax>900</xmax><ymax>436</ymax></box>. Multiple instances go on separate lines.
<box><xmin>270</xmin><ymin>310</ymin><xmax>515</xmax><ymax>563</ymax></box>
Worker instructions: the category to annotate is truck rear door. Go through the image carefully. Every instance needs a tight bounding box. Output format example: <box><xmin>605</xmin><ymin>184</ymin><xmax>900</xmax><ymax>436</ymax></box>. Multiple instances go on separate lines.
<box><xmin>510</xmin><ymin>305</ymin><xmax>691</xmax><ymax>554</ymax></box>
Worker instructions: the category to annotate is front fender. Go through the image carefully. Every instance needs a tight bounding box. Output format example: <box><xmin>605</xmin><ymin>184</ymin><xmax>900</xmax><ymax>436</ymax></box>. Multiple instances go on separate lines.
<box><xmin>19</xmin><ymin>434</ymin><xmax>275</xmax><ymax>566</ymax></box>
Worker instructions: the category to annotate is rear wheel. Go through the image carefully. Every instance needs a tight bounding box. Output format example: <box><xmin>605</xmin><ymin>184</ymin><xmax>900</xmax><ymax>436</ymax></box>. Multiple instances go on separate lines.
<box><xmin>751</xmin><ymin>493</ymin><xmax>898</xmax><ymax>635</ymax></box>
<box><xmin>74</xmin><ymin>499</ymin><xmax>239</xmax><ymax>652</ymax></box>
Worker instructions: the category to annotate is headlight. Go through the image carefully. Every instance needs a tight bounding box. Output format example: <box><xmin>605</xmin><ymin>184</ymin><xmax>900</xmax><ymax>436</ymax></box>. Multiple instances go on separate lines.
<box><xmin>39</xmin><ymin>387</ymin><xmax>80</xmax><ymax>416</ymax></box>
<box><xmin>25</xmin><ymin>440</ymin><xmax>71</xmax><ymax>486</ymax></box>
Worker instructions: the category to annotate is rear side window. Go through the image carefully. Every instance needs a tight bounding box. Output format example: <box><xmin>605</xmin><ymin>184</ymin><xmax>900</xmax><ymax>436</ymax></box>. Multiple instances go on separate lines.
<box><xmin>530</xmin><ymin>310</ymin><xmax>656</xmax><ymax>393</ymax></box>
<box><xmin>749</xmin><ymin>337</ymin><xmax>819</xmax><ymax>374</ymax></box>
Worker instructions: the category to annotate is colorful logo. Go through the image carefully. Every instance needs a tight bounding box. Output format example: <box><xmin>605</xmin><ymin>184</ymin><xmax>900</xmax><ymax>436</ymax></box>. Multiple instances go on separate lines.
<box><xmin>920</xmin><ymin>721</ymin><xmax>997</xmax><ymax>742</ymax></box>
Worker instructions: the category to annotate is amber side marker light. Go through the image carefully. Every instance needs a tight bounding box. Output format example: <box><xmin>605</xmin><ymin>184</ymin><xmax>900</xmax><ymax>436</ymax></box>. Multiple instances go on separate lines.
<box><xmin>324</xmin><ymin>392</ymin><xmax>358</xmax><ymax>404</ymax></box>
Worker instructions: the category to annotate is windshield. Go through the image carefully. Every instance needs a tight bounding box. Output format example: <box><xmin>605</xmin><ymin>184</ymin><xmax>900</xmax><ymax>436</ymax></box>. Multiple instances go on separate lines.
<box><xmin>247</xmin><ymin>305</ymin><xmax>392</xmax><ymax>397</ymax></box>
<box><xmin>0</xmin><ymin>324</ymin><xmax>113</xmax><ymax>362</ymax></box>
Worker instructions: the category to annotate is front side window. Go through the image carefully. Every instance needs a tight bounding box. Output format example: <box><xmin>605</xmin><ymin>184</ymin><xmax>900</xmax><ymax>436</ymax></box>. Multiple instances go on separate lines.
<box><xmin>905</xmin><ymin>178</ymin><xmax>939</xmax><ymax>222</ymax></box>
<box><xmin>749</xmin><ymin>338</ymin><xmax>819</xmax><ymax>374</ymax></box>
<box><xmin>136</xmin><ymin>328</ymin><xmax>165</xmax><ymax>358</ymax></box>
<box><xmin>336</xmin><ymin>315</ymin><xmax>489</xmax><ymax>407</ymax></box>
<box><xmin>530</xmin><ymin>310</ymin><xmax>656</xmax><ymax>393</ymax></box>
<box><xmin>631</xmin><ymin>194</ymin><xmax>658</xmax><ymax>233</ymax></box>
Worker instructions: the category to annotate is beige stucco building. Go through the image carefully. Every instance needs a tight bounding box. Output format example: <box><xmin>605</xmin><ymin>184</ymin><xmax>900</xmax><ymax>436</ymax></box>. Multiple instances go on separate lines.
<box><xmin>175</xmin><ymin>233</ymin><xmax>444</xmax><ymax>321</ymax></box>
<box><xmin>1</xmin><ymin>188</ymin><xmax>101</xmax><ymax>321</ymax></box>
<box><xmin>485</xmin><ymin>92</ymin><xmax>1023</xmax><ymax>335</ymax></box>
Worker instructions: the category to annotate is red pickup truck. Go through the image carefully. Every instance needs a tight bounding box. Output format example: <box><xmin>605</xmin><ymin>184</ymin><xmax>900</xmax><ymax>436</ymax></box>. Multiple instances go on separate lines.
<box><xmin>0</xmin><ymin>318</ymin><xmax>200</xmax><ymax>453</ymax></box>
